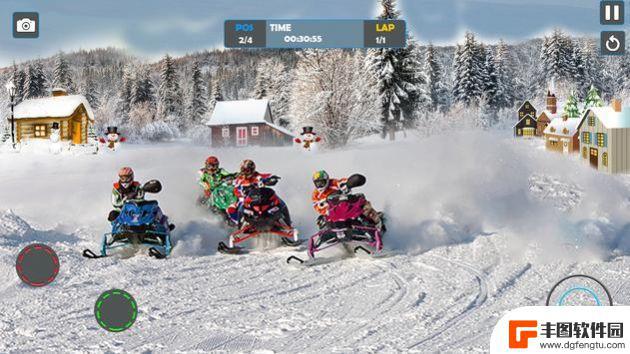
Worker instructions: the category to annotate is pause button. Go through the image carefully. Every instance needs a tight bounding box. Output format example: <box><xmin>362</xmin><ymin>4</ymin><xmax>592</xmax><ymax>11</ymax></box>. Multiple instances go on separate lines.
<box><xmin>601</xmin><ymin>1</ymin><xmax>625</xmax><ymax>25</ymax></box>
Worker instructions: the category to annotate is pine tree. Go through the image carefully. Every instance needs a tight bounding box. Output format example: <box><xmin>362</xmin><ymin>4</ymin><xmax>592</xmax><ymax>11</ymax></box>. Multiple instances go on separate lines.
<box><xmin>399</xmin><ymin>38</ymin><xmax>430</xmax><ymax>127</ymax></box>
<box><xmin>253</xmin><ymin>60</ymin><xmax>270</xmax><ymax>99</ymax></box>
<box><xmin>564</xmin><ymin>92</ymin><xmax>580</xmax><ymax>118</ymax></box>
<box><xmin>10</xmin><ymin>63</ymin><xmax>26</xmax><ymax>104</ymax></box>
<box><xmin>365</xmin><ymin>0</ymin><xmax>417</xmax><ymax>140</ymax></box>
<box><xmin>187</xmin><ymin>61</ymin><xmax>207</xmax><ymax>125</ymax></box>
<box><xmin>157</xmin><ymin>54</ymin><xmax>183</xmax><ymax>122</ymax></box>
<box><xmin>583</xmin><ymin>85</ymin><xmax>604</xmax><ymax>111</ymax></box>
<box><xmin>570</xmin><ymin>44</ymin><xmax>588</xmax><ymax>100</ymax></box>
<box><xmin>209</xmin><ymin>78</ymin><xmax>223</xmax><ymax>112</ymax></box>
<box><xmin>22</xmin><ymin>62</ymin><xmax>47</xmax><ymax>99</ymax></box>
<box><xmin>80</xmin><ymin>66</ymin><xmax>100</xmax><ymax>109</ymax></box>
<box><xmin>424</xmin><ymin>44</ymin><xmax>447</xmax><ymax>111</ymax></box>
<box><xmin>131</xmin><ymin>65</ymin><xmax>154</xmax><ymax>106</ymax></box>
<box><xmin>494</xmin><ymin>40</ymin><xmax>517</xmax><ymax>108</ymax></box>
<box><xmin>53</xmin><ymin>52</ymin><xmax>74</xmax><ymax>92</ymax></box>
<box><xmin>541</xmin><ymin>29</ymin><xmax>574</xmax><ymax>84</ymax></box>
<box><xmin>483</xmin><ymin>48</ymin><xmax>500</xmax><ymax>109</ymax></box>
<box><xmin>452</xmin><ymin>32</ymin><xmax>485</xmax><ymax>105</ymax></box>
<box><xmin>117</xmin><ymin>64</ymin><xmax>135</xmax><ymax>122</ymax></box>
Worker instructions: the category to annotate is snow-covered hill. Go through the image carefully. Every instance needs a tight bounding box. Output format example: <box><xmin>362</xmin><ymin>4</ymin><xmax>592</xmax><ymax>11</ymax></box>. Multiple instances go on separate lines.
<box><xmin>1</xmin><ymin>131</ymin><xmax>629</xmax><ymax>352</ymax></box>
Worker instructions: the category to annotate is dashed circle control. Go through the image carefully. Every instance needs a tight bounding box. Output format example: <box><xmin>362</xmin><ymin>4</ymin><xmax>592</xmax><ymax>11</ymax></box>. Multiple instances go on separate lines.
<box><xmin>15</xmin><ymin>243</ymin><xmax>60</xmax><ymax>287</ymax></box>
<box><xmin>94</xmin><ymin>289</ymin><xmax>138</xmax><ymax>332</ymax></box>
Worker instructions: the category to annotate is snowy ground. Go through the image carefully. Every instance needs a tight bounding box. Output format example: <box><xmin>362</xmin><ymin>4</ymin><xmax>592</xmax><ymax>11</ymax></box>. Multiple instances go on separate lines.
<box><xmin>1</xmin><ymin>131</ymin><xmax>630</xmax><ymax>353</ymax></box>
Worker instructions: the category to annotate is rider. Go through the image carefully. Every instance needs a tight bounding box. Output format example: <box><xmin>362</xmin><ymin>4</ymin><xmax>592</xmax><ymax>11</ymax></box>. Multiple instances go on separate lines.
<box><xmin>227</xmin><ymin>159</ymin><xmax>288</xmax><ymax>226</ymax></box>
<box><xmin>311</xmin><ymin>170</ymin><xmax>384</xmax><ymax>230</ymax></box>
<box><xmin>198</xmin><ymin>156</ymin><xmax>236</xmax><ymax>203</ymax></box>
<box><xmin>108</xmin><ymin>167</ymin><xmax>144</xmax><ymax>221</ymax></box>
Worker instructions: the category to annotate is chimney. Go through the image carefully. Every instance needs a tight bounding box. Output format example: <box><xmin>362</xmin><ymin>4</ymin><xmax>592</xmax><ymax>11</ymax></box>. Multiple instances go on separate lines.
<box><xmin>52</xmin><ymin>88</ymin><xmax>68</xmax><ymax>97</ymax></box>
<box><xmin>612</xmin><ymin>99</ymin><xmax>622</xmax><ymax>113</ymax></box>
<box><xmin>546</xmin><ymin>91</ymin><xmax>557</xmax><ymax>114</ymax></box>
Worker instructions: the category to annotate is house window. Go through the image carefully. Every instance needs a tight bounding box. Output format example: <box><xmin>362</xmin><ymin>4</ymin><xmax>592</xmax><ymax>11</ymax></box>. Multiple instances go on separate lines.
<box><xmin>588</xmin><ymin>115</ymin><xmax>595</xmax><ymax>126</ymax></box>
<box><xmin>34</xmin><ymin>124</ymin><xmax>47</xmax><ymax>137</ymax></box>
<box><xmin>602</xmin><ymin>152</ymin><xmax>608</xmax><ymax>167</ymax></box>
<box><xmin>222</xmin><ymin>127</ymin><xmax>230</xmax><ymax>138</ymax></box>
<box><xmin>525</xmin><ymin>104</ymin><xmax>530</xmax><ymax>109</ymax></box>
<box><xmin>251</xmin><ymin>126</ymin><xmax>259</xmax><ymax>136</ymax></box>
<box><xmin>519</xmin><ymin>112</ymin><xmax>524</xmax><ymax>118</ymax></box>
<box><xmin>562</xmin><ymin>128</ymin><xmax>569</xmax><ymax>135</ymax></box>
<box><xmin>597</xmin><ymin>133</ymin><xmax>607</xmax><ymax>147</ymax></box>
<box><xmin>550</xmin><ymin>127</ymin><xmax>556</xmax><ymax>133</ymax></box>
<box><xmin>523</xmin><ymin>128</ymin><xmax>535</xmax><ymax>136</ymax></box>
<box><xmin>582</xmin><ymin>147</ymin><xmax>587</xmax><ymax>159</ymax></box>
<box><xmin>582</xmin><ymin>132</ymin><xmax>591</xmax><ymax>144</ymax></box>
<box><xmin>526</xmin><ymin>118</ymin><xmax>531</xmax><ymax>125</ymax></box>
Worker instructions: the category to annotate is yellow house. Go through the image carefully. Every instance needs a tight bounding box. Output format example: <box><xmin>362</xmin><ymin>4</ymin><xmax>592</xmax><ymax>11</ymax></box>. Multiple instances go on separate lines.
<box><xmin>12</xmin><ymin>88</ymin><xmax>95</xmax><ymax>144</ymax></box>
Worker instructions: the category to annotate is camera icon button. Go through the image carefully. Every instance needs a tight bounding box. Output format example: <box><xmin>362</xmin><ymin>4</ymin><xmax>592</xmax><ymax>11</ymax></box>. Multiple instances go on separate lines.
<box><xmin>13</xmin><ymin>12</ymin><xmax>39</xmax><ymax>39</ymax></box>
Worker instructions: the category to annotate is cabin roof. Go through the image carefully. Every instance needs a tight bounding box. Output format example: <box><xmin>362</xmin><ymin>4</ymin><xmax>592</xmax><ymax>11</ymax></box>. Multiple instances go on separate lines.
<box><xmin>513</xmin><ymin>113</ymin><xmax>537</xmax><ymax>127</ymax></box>
<box><xmin>207</xmin><ymin>99</ymin><xmax>272</xmax><ymax>126</ymax></box>
<box><xmin>13</xmin><ymin>95</ymin><xmax>95</xmax><ymax>121</ymax></box>
<box><xmin>588</xmin><ymin>106</ymin><xmax>630</xmax><ymax>129</ymax></box>
<box><xmin>544</xmin><ymin>117</ymin><xmax>581</xmax><ymax>137</ymax></box>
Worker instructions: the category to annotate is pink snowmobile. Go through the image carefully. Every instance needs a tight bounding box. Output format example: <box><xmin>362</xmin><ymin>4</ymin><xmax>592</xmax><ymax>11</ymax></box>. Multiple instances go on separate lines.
<box><xmin>287</xmin><ymin>174</ymin><xmax>384</xmax><ymax>266</ymax></box>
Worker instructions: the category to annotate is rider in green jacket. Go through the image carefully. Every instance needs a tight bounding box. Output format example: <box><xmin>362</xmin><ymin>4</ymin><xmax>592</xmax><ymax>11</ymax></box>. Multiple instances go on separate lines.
<box><xmin>198</xmin><ymin>156</ymin><xmax>236</xmax><ymax>201</ymax></box>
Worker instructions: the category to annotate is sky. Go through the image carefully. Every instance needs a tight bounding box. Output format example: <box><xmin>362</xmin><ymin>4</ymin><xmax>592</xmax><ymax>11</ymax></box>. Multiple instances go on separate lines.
<box><xmin>0</xmin><ymin>0</ymin><xmax>616</xmax><ymax>67</ymax></box>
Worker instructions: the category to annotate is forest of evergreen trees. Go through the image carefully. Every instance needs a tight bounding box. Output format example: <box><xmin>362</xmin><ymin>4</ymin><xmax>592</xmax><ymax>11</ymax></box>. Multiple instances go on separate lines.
<box><xmin>1</xmin><ymin>0</ymin><xmax>629</xmax><ymax>145</ymax></box>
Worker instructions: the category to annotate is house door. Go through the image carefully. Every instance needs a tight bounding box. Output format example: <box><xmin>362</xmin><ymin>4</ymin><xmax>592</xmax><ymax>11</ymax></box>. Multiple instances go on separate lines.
<box><xmin>562</xmin><ymin>140</ymin><xmax>569</xmax><ymax>154</ymax></box>
<box><xmin>236</xmin><ymin>127</ymin><xmax>248</xmax><ymax>147</ymax></box>
<box><xmin>72</xmin><ymin>122</ymin><xmax>82</xmax><ymax>144</ymax></box>
<box><xmin>589</xmin><ymin>148</ymin><xmax>598</xmax><ymax>168</ymax></box>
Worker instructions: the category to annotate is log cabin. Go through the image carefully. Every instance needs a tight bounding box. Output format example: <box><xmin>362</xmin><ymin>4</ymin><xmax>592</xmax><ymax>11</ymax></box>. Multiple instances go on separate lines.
<box><xmin>12</xmin><ymin>88</ymin><xmax>94</xmax><ymax>144</ymax></box>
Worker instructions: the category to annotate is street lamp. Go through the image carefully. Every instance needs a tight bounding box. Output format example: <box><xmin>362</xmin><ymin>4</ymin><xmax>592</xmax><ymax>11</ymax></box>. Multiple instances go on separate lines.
<box><xmin>5</xmin><ymin>80</ymin><xmax>16</xmax><ymax>148</ymax></box>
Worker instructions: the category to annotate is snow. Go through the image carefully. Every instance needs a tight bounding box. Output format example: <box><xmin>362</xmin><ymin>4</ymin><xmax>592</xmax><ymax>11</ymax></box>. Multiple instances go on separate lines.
<box><xmin>13</xmin><ymin>94</ymin><xmax>95</xmax><ymax>121</ymax></box>
<box><xmin>543</xmin><ymin>117</ymin><xmax>581</xmax><ymax>137</ymax></box>
<box><xmin>206</xmin><ymin>99</ymin><xmax>271</xmax><ymax>126</ymax></box>
<box><xmin>589</xmin><ymin>106</ymin><xmax>630</xmax><ymax>129</ymax></box>
<box><xmin>265</xmin><ymin>121</ymin><xmax>294</xmax><ymax>137</ymax></box>
<box><xmin>1</xmin><ymin>131</ymin><xmax>630</xmax><ymax>352</ymax></box>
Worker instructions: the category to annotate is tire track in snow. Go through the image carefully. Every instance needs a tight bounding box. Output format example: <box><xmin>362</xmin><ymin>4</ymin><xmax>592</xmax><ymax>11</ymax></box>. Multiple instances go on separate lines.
<box><xmin>407</xmin><ymin>254</ymin><xmax>492</xmax><ymax>350</ymax></box>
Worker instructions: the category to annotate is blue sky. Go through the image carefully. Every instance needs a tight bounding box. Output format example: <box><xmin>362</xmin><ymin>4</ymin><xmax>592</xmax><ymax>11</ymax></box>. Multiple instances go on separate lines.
<box><xmin>0</xmin><ymin>0</ymin><xmax>613</xmax><ymax>66</ymax></box>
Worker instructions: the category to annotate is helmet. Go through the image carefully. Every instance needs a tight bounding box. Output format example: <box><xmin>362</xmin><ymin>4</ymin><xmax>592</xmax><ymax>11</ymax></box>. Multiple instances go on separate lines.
<box><xmin>118</xmin><ymin>167</ymin><xmax>134</xmax><ymax>185</ymax></box>
<box><xmin>205</xmin><ymin>156</ymin><xmax>219</xmax><ymax>171</ymax></box>
<box><xmin>312</xmin><ymin>170</ymin><xmax>330</xmax><ymax>192</ymax></box>
<box><xmin>240</xmin><ymin>159</ymin><xmax>256</xmax><ymax>176</ymax></box>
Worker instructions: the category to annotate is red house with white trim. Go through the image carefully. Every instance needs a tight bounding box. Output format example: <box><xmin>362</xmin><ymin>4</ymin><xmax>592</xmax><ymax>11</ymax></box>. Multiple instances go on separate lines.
<box><xmin>206</xmin><ymin>99</ymin><xmax>294</xmax><ymax>148</ymax></box>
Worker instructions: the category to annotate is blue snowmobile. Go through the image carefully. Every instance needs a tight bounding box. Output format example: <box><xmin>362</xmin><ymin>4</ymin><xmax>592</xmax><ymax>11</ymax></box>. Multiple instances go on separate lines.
<box><xmin>83</xmin><ymin>180</ymin><xmax>174</xmax><ymax>259</ymax></box>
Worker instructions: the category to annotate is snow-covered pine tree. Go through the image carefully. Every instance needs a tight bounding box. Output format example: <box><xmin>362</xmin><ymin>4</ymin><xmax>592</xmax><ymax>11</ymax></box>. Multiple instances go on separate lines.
<box><xmin>583</xmin><ymin>85</ymin><xmax>604</xmax><ymax>111</ymax></box>
<box><xmin>452</xmin><ymin>32</ymin><xmax>485</xmax><ymax>106</ymax></box>
<box><xmin>483</xmin><ymin>47</ymin><xmax>500</xmax><ymax>109</ymax></box>
<box><xmin>157</xmin><ymin>54</ymin><xmax>183</xmax><ymax>125</ymax></box>
<box><xmin>253</xmin><ymin>59</ymin><xmax>270</xmax><ymax>99</ymax></box>
<box><xmin>131</xmin><ymin>65</ymin><xmax>154</xmax><ymax>106</ymax></box>
<box><xmin>53</xmin><ymin>52</ymin><xmax>74</xmax><ymax>93</ymax></box>
<box><xmin>540</xmin><ymin>29</ymin><xmax>574</xmax><ymax>85</ymax></box>
<box><xmin>494</xmin><ymin>40</ymin><xmax>517</xmax><ymax>108</ymax></box>
<box><xmin>80</xmin><ymin>65</ymin><xmax>100</xmax><ymax>109</ymax></box>
<box><xmin>563</xmin><ymin>92</ymin><xmax>580</xmax><ymax>118</ymax></box>
<box><xmin>117</xmin><ymin>64</ymin><xmax>135</xmax><ymax>123</ymax></box>
<box><xmin>22</xmin><ymin>62</ymin><xmax>47</xmax><ymax>99</ymax></box>
<box><xmin>10</xmin><ymin>63</ymin><xmax>26</xmax><ymax>104</ymax></box>
<box><xmin>365</xmin><ymin>0</ymin><xmax>418</xmax><ymax>140</ymax></box>
<box><xmin>570</xmin><ymin>44</ymin><xmax>588</xmax><ymax>100</ymax></box>
<box><xmin>424</xmin><ymin>44</ymin><xmax>448</xmax><ymax>111</ymax></box>
<box><xmin>399</xmin><ymin>38</ymin><xmax>430</xmax><ymax>128</ymax></box>
<box><xmin>187</xmin><ymin>60</ymin><xmax>207</xmax><ymax>126</ymax></box>
<box><xmin>209</xmin><ymin>78</ymin><xmax>224</xmax><ymax>112</ymax></box>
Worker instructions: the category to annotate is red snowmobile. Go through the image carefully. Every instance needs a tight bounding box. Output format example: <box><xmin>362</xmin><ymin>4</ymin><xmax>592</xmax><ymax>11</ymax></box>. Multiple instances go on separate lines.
<box><xmin>218</xmin><ymin>177</ymin><xmax>300</xmax><ymax>254</ymax></box>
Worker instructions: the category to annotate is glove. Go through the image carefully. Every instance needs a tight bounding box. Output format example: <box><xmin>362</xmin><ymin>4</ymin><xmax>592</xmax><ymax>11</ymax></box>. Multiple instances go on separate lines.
<box><xmin>265</xmin><ymin>176</ymin><xmax>280</xmax><ymax>186</ymax></box>
<box><xmin>339</xmin><ymin>182</ymin><xmax>349</xmax><ymax>193</ymax></box>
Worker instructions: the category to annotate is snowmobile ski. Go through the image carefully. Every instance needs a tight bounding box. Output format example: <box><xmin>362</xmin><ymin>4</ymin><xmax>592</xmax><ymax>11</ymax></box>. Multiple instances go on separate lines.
<box><xmin>354</xmin><ymin>245</ymin><xmax>372</xmax><ymax>255</ymax></box>
<box><xmin>82</xmin><ymin>248</ymin><xmax>106</xmax><ymax>259</ymax></box>
<box><xmin>217</xmin><ymin>241</ymin><xmax>249</xmax><ymax>255</ymax></box>
<box><xmin>148</xmin><ymin>247</ymin><xmax>168</xmax><ymax>259</ymax></box>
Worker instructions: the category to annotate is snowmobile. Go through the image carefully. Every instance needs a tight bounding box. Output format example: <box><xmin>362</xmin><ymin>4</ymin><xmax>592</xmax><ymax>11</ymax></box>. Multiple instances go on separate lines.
<box><xmin>218</xmin><ymin>177</ymin><xmax>300</xmax><ymax>254</ymax></box>
<box><xmin>287</xmin><ymin>174</ymin><xmax>384</xmax><ymax>266</ymax></box>
<box><xmin>83</xmin><ymin>180</ymin><xmax>174</xmax><ymax>259</ymax></box>
<box><xmin>199</xmin><ymin>177</ymin><xmax>238</xmax><ymax>227</ymax></box>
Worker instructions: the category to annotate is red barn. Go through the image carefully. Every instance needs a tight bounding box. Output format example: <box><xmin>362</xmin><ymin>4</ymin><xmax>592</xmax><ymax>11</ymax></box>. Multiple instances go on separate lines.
<box><xmin>206</xmin><ymin>99</ymin><xmax>294</xmax><ymax>148</ymax></box>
